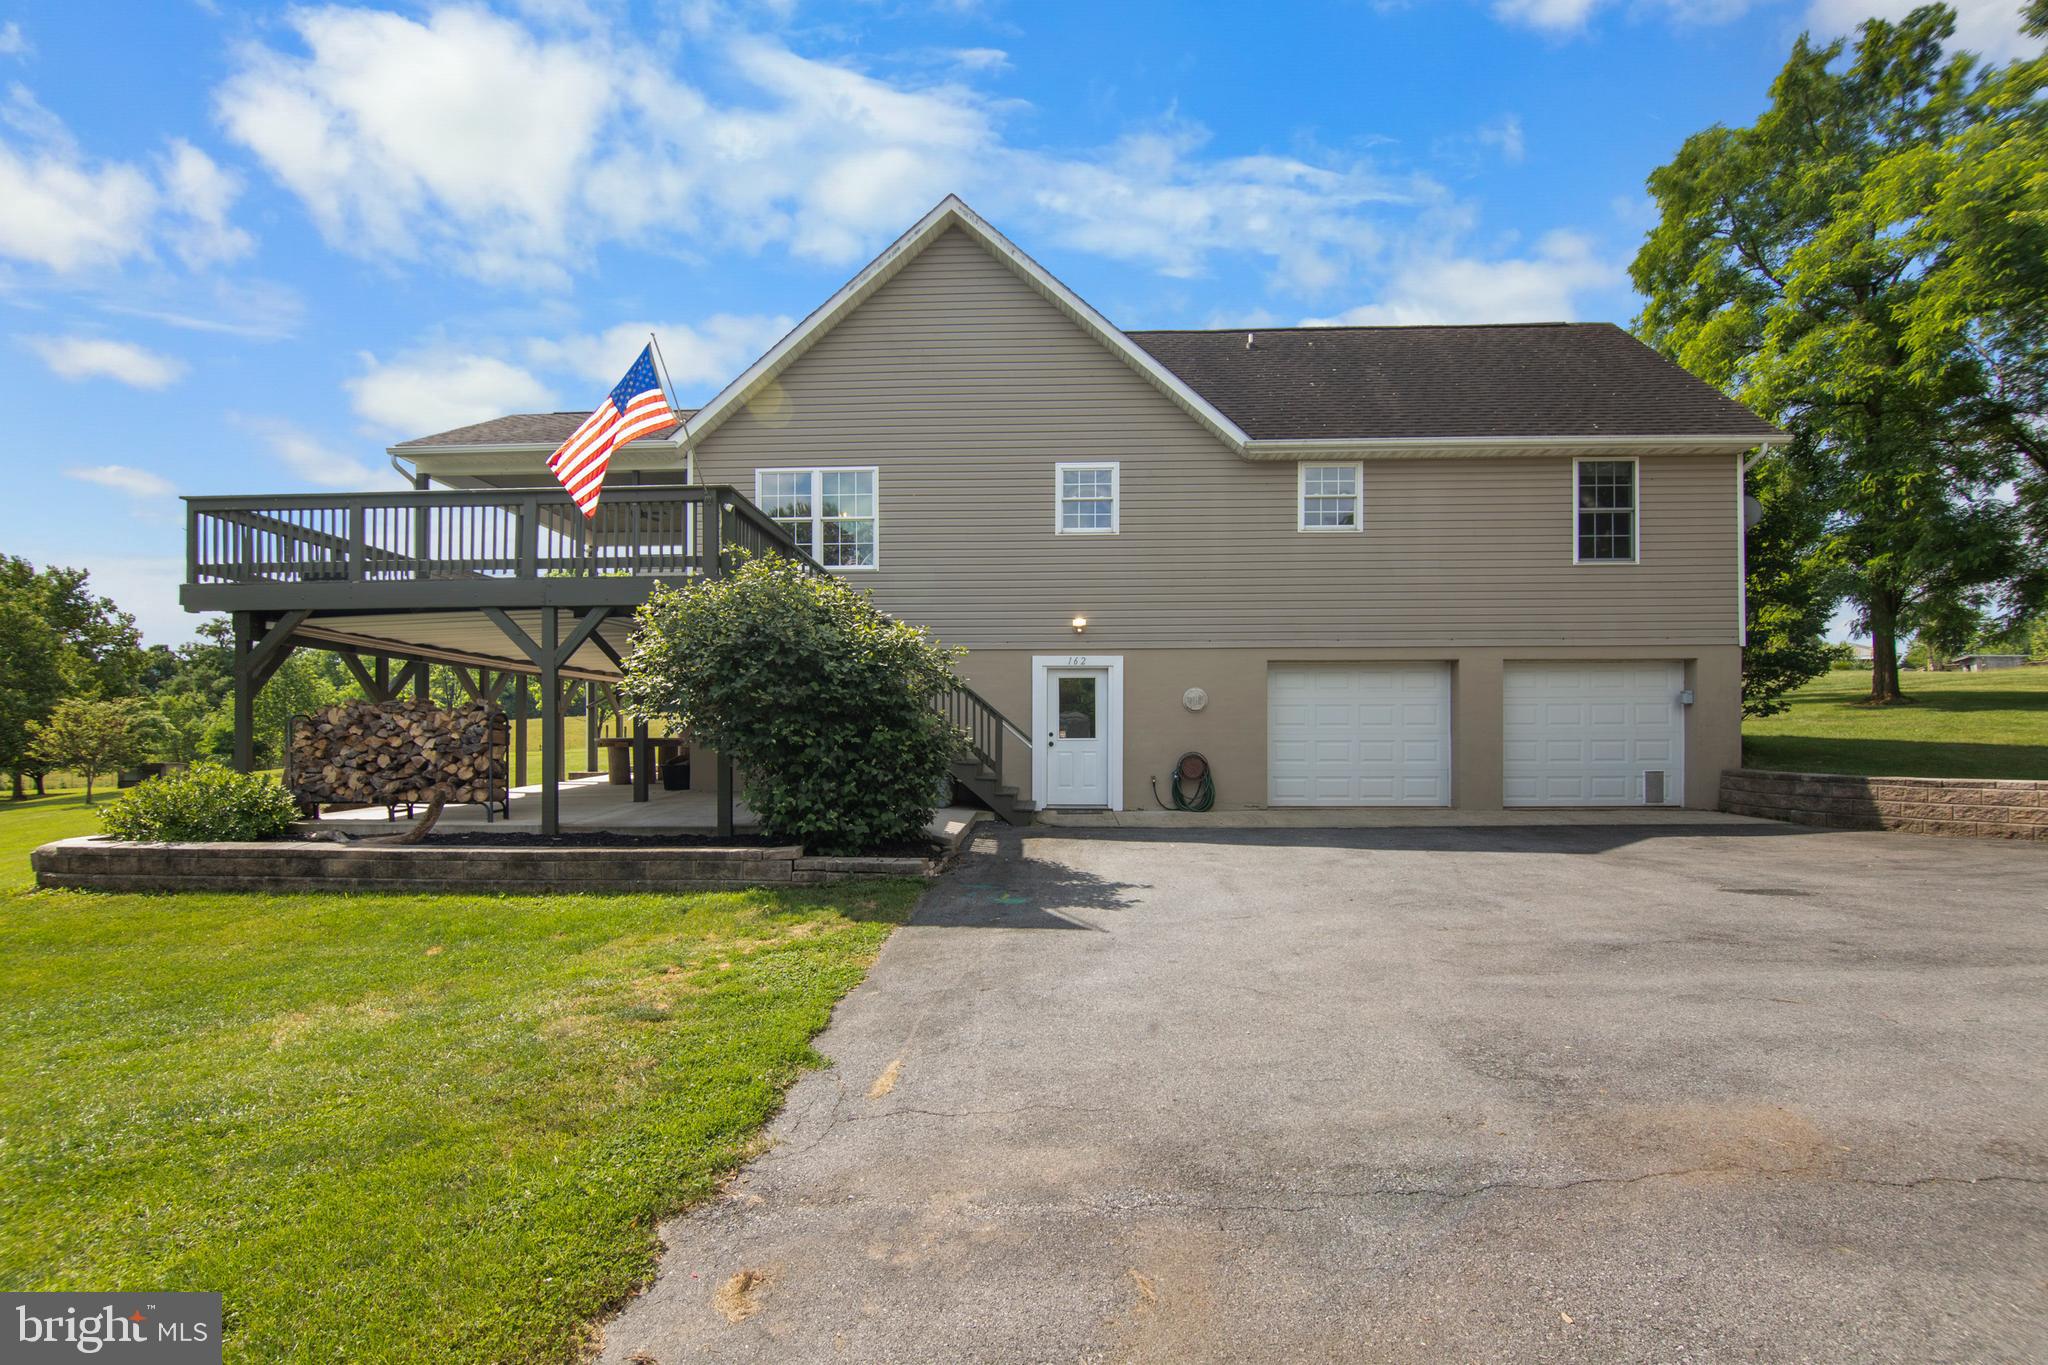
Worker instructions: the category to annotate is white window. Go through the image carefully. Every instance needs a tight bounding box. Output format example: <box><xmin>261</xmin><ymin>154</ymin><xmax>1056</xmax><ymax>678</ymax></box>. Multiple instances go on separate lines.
<box><xmin>1055</xmin><ymin>462</ymin><xmax>1120</xmax><ymax>534</ymax></box>
<box><xmin>1573</xmin><ymin>458</ymin><xmax>1638</xmax><ymax>563</ymax></box>
<box><xmin>754</xmin><ymin>467</ymin><xmax>878</xmax><ymax>569</ymax></box>
<box><xmin>1297</xmin><ymin>462</ymin><xmax>1363</xmax><ymax>532</ymax></box>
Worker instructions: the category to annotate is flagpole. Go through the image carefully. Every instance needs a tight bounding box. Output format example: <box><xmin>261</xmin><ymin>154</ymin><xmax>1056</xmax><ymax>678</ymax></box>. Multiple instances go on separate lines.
<box><xmin>647</xmin><ymin>331</ymin><xmax>688</xmax><ymax>480</ymax></box>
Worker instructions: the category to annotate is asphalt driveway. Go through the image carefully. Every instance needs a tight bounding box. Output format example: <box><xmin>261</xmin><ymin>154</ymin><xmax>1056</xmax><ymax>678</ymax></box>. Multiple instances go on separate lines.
<box><xmin>598</xmin><ymin>822</ymin><xmax>2048</xmax><ymax>1363</ymax></box>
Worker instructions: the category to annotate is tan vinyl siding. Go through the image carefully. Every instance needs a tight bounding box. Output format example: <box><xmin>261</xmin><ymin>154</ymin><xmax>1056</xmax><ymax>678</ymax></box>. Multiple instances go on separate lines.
<box><xmin>691</xmin><ymin>226</ymin><xmax>1740</xmax><ymax>650</ymax></box>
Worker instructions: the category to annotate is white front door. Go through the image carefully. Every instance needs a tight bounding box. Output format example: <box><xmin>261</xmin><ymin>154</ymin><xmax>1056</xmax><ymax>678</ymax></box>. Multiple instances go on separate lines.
<box><xmin>1044</xmin><ymin>669</ymin><xmax>1109</xmax><ymax>807</ymax></box>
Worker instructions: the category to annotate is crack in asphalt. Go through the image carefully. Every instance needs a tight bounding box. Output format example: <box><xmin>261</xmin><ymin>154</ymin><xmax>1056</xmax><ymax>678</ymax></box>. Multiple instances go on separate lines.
<box><xmin>1172</xmin><ymin>1168</ymin><xmax>2048</xmax><ymax>1213</ymax></box>
<box><xmin>840</xmin><ymin>1102</ymin><xmax>1111</xmax><ymax>1124</ymax></box>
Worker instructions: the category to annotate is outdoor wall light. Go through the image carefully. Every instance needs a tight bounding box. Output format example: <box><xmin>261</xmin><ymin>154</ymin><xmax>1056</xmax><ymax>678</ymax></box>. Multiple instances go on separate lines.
<box><xmin>1071</xmin><ymin>615</ymin><xmax>1088</xmax><ymax>634</ymax></box>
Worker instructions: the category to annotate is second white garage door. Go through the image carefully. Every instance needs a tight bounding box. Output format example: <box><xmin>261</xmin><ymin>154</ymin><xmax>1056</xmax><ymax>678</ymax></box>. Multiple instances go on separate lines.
<box><xmin>1503</xmin><ymin>661</ymin><xmax>1685</xmax><ymax>806</ymax></box>
<box><xmin>1269</xmin><ymin>663</ymin><xmax>1451</xmax><ymax>806</ymax></box>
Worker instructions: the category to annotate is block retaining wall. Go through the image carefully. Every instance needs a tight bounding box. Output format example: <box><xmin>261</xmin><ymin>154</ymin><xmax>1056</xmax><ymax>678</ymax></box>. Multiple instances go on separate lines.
<box><xmin>1721</xmin><ymin>769</ymin><xmax>2048</xmax><ymax>840</ymax></box>
<box><xmin>30</xmin><ymin>837</ymin><xmax>933</xmax><ymax>894</ymax></box>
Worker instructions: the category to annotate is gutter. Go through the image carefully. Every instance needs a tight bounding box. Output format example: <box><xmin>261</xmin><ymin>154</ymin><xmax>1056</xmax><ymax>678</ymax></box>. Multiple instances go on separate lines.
<box><xmin>1239</xmin><ymin>432</ymin><xmax>1794</xmax><ymax>460</ymax></box>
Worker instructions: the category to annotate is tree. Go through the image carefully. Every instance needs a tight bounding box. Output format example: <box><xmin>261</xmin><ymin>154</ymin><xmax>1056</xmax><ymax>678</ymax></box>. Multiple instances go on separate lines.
<box><xmin>1741</xmin><ymin>436</ymin><xmax>1842</xmax><ymax>714</ymax></box>
<box><xmin>29</xmin><ymin>698</ymin><xmax>148</xmax><ymax>805</ymax></box>
<box><xmin>0</xmin><ymin>592</ymin><xmax>66</xmax><ymax>798</ymax></box>
<box><xmin>142</xmin><ymin>688</ymin><xmax>217</xmax><ymax>765</ymax></box>
<box><xmin>1632</xmin><ymin>4</ymin><xmax>2036</xmax><ymax>704</ymax></box>
<box><xmin>197</xmin><ymin>651</ymin><xmax>341</xmax><ymax>768</ymax></box>
<box><xmin>0</xmin><ymin>557</ymin><xmax>146</xmax><ymax>697</ymax></box>
<box><xmin>621</xmin><ymin>556</ymin><xmax>964</xmax><ymax>855</ymax></box>
<box><xmin>1884</xmin><ymin>0</ymin><xmax>2048</xmax><ymax>617</ymax></box>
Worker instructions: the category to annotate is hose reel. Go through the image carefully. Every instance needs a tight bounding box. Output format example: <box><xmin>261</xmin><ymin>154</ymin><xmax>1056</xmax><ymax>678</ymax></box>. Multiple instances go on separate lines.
<box><xmin>1152</xmin><ymin>751</ymin><xmax>1216</xmax><ymax>812</ymax></box>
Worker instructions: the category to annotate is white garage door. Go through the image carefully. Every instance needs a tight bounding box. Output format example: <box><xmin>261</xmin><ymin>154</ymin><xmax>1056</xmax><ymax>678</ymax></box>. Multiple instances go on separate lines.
<box><xmin>1269</xmin><ymin>663</ymin><xmax>1452</xmax><ymax>806</ymax></box>
<box><xmin>1503</xmin><ymin>661</ymin><xmax>1684</xmax><ymax>806</ymax></box>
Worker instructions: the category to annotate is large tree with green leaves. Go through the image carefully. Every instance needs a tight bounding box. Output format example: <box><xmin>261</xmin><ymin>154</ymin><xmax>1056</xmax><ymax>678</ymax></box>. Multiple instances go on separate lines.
<box><xmin>1632</xmin><ymin>4</ymin><xmax>2040</xmax><ymax>703</ymax></box>
<box><xmin>0</xmin><ymin>592</ymin><xmax>66</xmax><ymax>798</ymax></box>
<box><xmin>0</xmin><ymin>556</ymin><xmax>147</xmax><ymax>698</ymax></box>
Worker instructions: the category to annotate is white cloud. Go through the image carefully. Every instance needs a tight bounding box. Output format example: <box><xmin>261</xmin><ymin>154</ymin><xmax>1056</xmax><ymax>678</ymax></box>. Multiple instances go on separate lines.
<box><xmin>1493</xmin><ymin>0</ymin><xmax>1601</xmax><ymax>30</ymax></box>
<box><xmin>0</xmin><ymin>23</ymin><xmax>30</xmax><ymax>58</ymax></box>
<box><xmin>160</xmin><ymin>139</ymin><xmax>253</xmax><ymax>268</ymax></box>
<box><xmin>949</xmin><ymin>47</ymin><xmax>1011</xmax><ymax>72</ymax></box>
<box><xmin>345</xmin><ymin>349</ymin><xmax>558</xmax><ymax>436</ymax></box>
<box><xmin>217</xmin><ymin>6</ymin><xmax>618</xmax><ymax>287</ymax></box>
<box><xmin>524</xmin><ymin>315</ymin><xmax>793</xmax><ymax>399</ymax></box>
<box><xmin>25</xmin><ymin>334</ymin><xmax>187</xmax><ymax>388</ymax></box>
<box><xmin>230</xmin><ymin>414</ymin><xmax>384</xmax><ymax>487</ymax></box>
<box><xmin>212</xmin><ymin>7</ymin><xmax>1445</xmax><ymax>298</ymax></box>
<box><xmin>1303</xmin><ymin>230</ymin><xmax>1624</xmax><ymax>325</ymax></box>
<box><xmin>0</xmin><ymin>84</ymin><xmax>254</xmax><ymax>279</ymax></box>
<box><xmin>1476</xmin><ymin>114</ymin><xmax>1525</xmax><ymax>162</ymax></box>
<box><xmin>0</xmin><ymin>88</ymin><xmax>156</xmax><ymax>272</ymax></box>
<box><xmin>66</xmin><ymin>464</ymin><xmax>177</xmax><ymax>500</ymax></box>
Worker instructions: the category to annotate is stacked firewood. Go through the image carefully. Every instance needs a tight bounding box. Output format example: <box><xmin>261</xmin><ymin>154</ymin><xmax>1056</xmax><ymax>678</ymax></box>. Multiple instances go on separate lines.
<box><xmin>289</xmin><ymin>699</ymin><xmax>507</xmax><ymax>807</ymax></box>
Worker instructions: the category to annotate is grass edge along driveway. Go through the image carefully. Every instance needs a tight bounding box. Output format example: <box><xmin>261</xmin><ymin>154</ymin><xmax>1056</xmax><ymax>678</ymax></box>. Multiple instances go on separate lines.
<box><xmin>1743</xmin><ymin>666</ymin><xmax>2048</xmax><ymax>781</ymax></box>
<box><xmin>0</xmin><ymin>794</ymin><xmax>921</xmax><ymax>1363</ymax></box>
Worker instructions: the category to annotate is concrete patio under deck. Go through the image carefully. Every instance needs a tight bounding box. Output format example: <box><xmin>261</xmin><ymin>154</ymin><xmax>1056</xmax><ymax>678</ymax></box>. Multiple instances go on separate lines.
<box><xmin>316</xmin><ymin>774</ymin><xmax>759</xmax><ymax>833</ymax></box>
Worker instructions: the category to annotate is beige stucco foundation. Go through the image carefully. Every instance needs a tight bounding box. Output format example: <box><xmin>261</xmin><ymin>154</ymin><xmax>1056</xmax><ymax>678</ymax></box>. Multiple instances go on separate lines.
<box><xmin>954</xmin><ymin>645</ymin><xmax>1742</xmax><ymax>814</ymax></box>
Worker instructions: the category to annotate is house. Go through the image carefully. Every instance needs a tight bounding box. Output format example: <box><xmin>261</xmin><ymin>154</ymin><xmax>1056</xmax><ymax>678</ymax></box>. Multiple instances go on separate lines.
<box><xmin>184</xmin><ymin>197</ymin><xmax>1787</xmax><ymax>830</ymax></box>
<box><xmin>1952</xmin><ymin>653</ymin><xmax>2029</xmax><ymax>671</ymax></box>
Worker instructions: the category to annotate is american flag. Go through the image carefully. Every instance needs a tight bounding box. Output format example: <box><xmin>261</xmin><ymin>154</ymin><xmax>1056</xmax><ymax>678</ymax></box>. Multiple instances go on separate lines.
<box><xmin>548</xmin><ymin>344</ymin><xmax>678</xmax><ymax>516</ymax></box>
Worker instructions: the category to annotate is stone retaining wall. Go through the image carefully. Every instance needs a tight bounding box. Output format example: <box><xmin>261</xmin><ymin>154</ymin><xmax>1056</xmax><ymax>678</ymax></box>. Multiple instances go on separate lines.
<box><xmin>31</xmin><ymin>837</ymin><xmax>932</xmax><ymax>894</ymax></box>
<box><xmin>1721</xmin><ymin>769</ymin><xmax>2048</xmax><ymax>840</ymax></box>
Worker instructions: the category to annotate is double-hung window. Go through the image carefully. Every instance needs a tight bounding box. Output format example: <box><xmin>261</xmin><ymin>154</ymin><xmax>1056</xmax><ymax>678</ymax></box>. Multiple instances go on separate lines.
<box><xmin>1574</xmin><ymin>458</ymin><xmax>1637</xmax><ymax>563</ymax></box>
<box><xmin>1055</xmin><ymin>462</ymin><xmax>1119</xmax><ymax>534</ymax></box>
<box><xmin>1297</xmin><ymin>462</ymin><xmax>1363</xmax><ymax>532</ymax></box>
<box><xmin>754</xmin><ymin>467</ymin><xmax>878</xmax><ymax>569</ymax></box>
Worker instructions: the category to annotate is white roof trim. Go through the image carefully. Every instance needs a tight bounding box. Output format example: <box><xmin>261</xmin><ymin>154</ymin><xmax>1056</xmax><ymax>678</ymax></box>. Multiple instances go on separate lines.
<box><xmin>675</xmin><ymin>194</ymin><xmax>1255</xmax><ymax>454</ymax></box>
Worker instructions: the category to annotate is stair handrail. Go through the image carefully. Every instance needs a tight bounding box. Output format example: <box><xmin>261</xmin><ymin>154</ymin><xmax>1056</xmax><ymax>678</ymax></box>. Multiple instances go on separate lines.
<box><xmin>934</xmin><ymin>680</ymin><xmax>1027</xmax><ymax>787</ymax></box>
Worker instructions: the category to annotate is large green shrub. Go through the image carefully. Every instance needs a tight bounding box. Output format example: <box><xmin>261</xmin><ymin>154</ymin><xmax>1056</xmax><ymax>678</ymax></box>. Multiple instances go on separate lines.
<box><xmin>100</xmin><ymin>764</ymin><xmax>303</xmax><ymax>842</ymax></box>
<box><xmin>622</xmin><ymin>556</ymin><xmax>962</xmax><ymax>855</ymax></box>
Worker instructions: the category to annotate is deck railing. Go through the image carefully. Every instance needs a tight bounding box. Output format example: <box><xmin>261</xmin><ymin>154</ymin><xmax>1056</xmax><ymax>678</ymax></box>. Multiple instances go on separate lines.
<box><xmin>186</xmin><ymin>485</ymin><xmax>821</xmax><ymax>593</ymax></box>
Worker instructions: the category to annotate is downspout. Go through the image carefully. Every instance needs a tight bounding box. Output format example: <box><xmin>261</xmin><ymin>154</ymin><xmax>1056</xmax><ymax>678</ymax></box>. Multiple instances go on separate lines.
<box><xmin>390</xmin><ymin>451</ymin><xmax>427</xmax><ymax>490</ymax></box>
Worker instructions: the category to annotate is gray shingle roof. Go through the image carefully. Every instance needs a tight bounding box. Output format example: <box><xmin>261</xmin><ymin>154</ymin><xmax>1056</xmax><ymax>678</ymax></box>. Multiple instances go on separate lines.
<box><xmin>1124</xmin><ymin>322</ymin><xmax>1781</xmax><ymax>442</ymax></box>
<box><xmin>392</xmin><ymin>410</ymin><xmax>692</xmax><ymax>449</ymax></box>
<box><xmin>392</xmin><ymin>323</ymin><xmax>1778</xmax><ymax>449</ymax></box>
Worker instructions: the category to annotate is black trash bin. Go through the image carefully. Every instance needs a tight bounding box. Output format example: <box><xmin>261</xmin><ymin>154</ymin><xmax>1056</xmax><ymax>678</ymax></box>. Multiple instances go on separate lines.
<box><xmin>660</xmin><ymin>756</ymin><xmax>691</xmax><ymax>791</ymax></box>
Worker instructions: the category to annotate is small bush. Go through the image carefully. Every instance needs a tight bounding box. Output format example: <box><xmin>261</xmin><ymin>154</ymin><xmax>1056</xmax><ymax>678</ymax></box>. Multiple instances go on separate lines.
<box><xmin>622</xmin><ymin>556</ymin><xmax>962</xmax><ymax>855</ymax></box>
<box><xmin>100</xmin><ymin>764</ymin><xmax>304</xmax><ymax>843</ymax></box>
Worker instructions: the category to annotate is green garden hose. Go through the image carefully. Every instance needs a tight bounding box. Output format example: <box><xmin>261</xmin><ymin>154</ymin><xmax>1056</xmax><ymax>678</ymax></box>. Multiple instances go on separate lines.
<box><xmin>1152</xmin><ymin>752</ymin><xmax>1216</xmax><ymax>812</ymax></box>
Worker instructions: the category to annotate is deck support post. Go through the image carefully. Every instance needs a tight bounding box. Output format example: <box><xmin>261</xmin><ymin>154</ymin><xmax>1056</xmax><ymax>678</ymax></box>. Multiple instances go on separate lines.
<box><xmin>481</xmin><ymin>606</ymin><xmax>614</xmax><ymax>839</ymax></box>
<box><xmin>715</xmin><ymin>755</ymin><xmax>735</xmax><ymax>838</ymax></box>
<box><xmin>230</xmin><ymin>609</ymin><xmax>307</xmax><ymax>773</ymax></box>
<box><xmin>632</xmin><ymin>716</ymin><xmax>650</xmax><ymax>804</ymax></box>
<box><xmin>585</xmin><ymin>683</ymin><xmax>599</xmax><ymax>774</ymax></box>
<box><xmin>538</xmin><ymin>611</ymin><xmax>560</xmax><ymax>836</ymax></box>
<box><xmin>513</xmin><ymin>681</ymin><xmax>528</xmax><ymax>788</ymax></box>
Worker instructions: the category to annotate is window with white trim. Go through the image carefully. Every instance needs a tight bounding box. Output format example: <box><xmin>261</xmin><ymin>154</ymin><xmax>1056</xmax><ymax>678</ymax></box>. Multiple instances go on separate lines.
<box><xmin>1055</xmin><ymin>462</ymin><xmax>1119</xmax><ymax>534</ymax></box>
<box><xmin>1297</xmin><ymin>462</ymin><xmax>1362</xmax><ymax>532</ymax></box>
<box><xmin>1574</xmin><ymin>459</ymin><xmax>1637</xmax><ymax>562</ymax></box>
<box><xmin>754</xmin><ymin>467</ymin><xmax>878</xmax><ymax>568</ymax></box>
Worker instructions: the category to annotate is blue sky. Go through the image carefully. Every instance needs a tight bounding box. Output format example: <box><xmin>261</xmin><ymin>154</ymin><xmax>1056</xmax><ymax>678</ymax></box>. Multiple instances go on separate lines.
<box><xmin>0</xmin><ymin>0</ymin><xmax>2037</xmax><ymax>644</ymax></box>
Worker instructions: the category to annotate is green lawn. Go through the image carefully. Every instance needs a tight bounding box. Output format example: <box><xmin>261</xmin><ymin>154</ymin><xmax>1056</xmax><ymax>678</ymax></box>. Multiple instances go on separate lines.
<box><xmin>1743</xmin><ymin>666</ymin><xmax>2048</xmax><ymax>780</ymax></box>
<box><xmin>0</xmin><ymin>793</ymin><xmax>919</xmax><ymax>1362</ymax></box>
